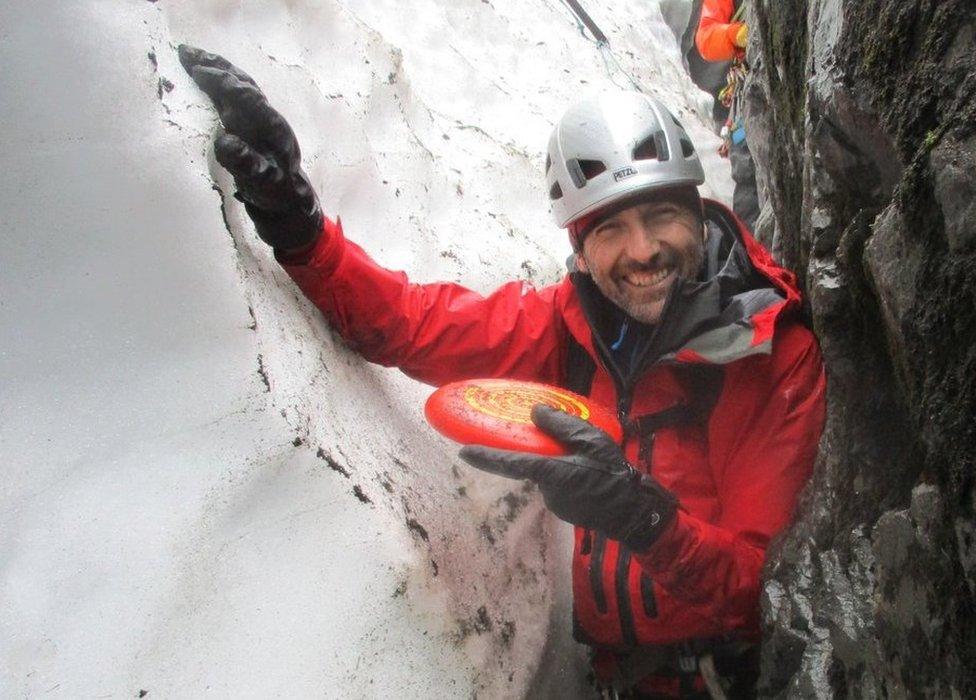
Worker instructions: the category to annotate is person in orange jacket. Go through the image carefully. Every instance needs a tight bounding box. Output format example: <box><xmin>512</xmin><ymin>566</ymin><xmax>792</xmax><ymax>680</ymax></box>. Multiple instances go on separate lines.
<box><xmin>676</xmin><ymin>0</ymin><xmax>734</xmax><ymax>127</ymax></box>
<box><xmin>690</xmin><ymin>0</ymin><xmax>759</xmax><ymax>233</ymax></box>
<box><xmin>696</xmin><ymin>0</ymin><xmax>748</xmax><ymax>62</ymax></box>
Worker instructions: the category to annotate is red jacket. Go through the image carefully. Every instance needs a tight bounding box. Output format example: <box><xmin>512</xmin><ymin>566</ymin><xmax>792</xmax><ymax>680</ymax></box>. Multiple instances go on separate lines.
<box><xmin>696</xmin><ymin>0</ymin><xmax>744</xmax><ymax>62</ymax></box>
<box><xmin>280</xmin><ymin>200</ymin><xmax>825</xmax><ymax>650</ymax></box>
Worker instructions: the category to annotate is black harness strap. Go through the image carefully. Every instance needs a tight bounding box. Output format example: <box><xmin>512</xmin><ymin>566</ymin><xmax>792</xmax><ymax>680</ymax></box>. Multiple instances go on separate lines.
<box><xmin>639</xmin><ymin>572</ymin><xmax>658</xmax><ymax>618</ymax></box>
<box><xmin>623</xmin><ymin>365</ymin><xmax>726</xmax><ymax>470</ymax></box>
<box><xmin>628</xmin><ymin>404</ymin><xmax>699</xmax><ymax>466</ymax></box>
<box><xmin>627</xmin><ymin>404</ymin><xmax>699</xmax><ymax>438</ymax></box>
<box><xmin>564</xmin><ymin>337</ymin><xmax>725</xmax><ymax>467</ymax></box>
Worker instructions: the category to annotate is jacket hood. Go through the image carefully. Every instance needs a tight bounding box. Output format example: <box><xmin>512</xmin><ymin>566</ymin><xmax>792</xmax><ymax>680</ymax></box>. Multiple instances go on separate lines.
<box><xmin>563</xmin><ymin>198</ymin><xmax>801</xmax><ymax>379</ymax></box>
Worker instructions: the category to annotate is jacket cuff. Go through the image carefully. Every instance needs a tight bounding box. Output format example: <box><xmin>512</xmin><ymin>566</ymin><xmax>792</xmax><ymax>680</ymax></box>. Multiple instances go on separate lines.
<box><xmin>726</xmin><ymin>21</ymin><xmax>745</xmax><ymax>48</ymax></box>
<box><xmin>631</xmin><ymin>509</ymin><xmax>692</xmax><ymax>573</ymax></box>
<box><xmin>275</xmin><ymin>216</ymin><xmax>346</xmax><ymax>275</ymax></box>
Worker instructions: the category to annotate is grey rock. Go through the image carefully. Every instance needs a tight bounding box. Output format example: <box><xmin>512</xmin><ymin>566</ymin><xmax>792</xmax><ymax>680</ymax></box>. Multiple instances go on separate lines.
<box><xmin>931</xmin><ymin>137</ymin><xmax>976</xmax><ymax>253</ymax></box>
<box><xmin>872</xmin><ymin>509</ymin><xmax>915</xmax><ymax>581</ymax></box>
<box><xmin>863</xmin><ymin>203</ymin><xmax>924</xmax><ymax>378</ymax></box>
<box><xmin>749</xmin><ymin>0</ymin><xmax>976</xmax><ymax>696</ymax></box>
<box><xmin>954</xmin><ymin>514</ymin><xmax>976</xmax><ymax>595</ymax></box>
<box><xmin>909</xmin><ymin>483</ymin><xmax>943</xmax><ymax>549</ymax></box>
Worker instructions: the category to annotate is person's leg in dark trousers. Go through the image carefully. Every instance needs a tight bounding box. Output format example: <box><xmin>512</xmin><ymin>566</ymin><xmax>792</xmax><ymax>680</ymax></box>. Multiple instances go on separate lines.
<box><xmin>729</xmin><ymin>138</ymin><xmax>759</xmax><ymax>232</ymax></box>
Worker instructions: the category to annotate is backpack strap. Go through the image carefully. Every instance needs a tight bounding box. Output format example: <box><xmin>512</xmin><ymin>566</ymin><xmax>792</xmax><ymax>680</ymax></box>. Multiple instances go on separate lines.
<box><xmin>563</xmin><ymin>333</ymin><xmax>725</xmax><ymax>456</ymax></box>
<box><xmin>679</xmin><ymin>363</ymin><xmax>726</xmax><ymax>425</ymax></box>
<box><xmin>564</xmin><ymin>334</ymin><xmax>597</xmax><ymax>397</ymax></box>
<box><xmin>626</xmin><ymin>364</ymin><xmax>725</xmax><ymax>465</ymax></box>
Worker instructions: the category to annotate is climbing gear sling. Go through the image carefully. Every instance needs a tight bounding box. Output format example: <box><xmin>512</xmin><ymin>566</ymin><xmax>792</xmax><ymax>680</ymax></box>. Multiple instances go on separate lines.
<box><xmin>717</xmin><ymin>1</ymin><xmax>749</xmax><ymax>158</ymax></box>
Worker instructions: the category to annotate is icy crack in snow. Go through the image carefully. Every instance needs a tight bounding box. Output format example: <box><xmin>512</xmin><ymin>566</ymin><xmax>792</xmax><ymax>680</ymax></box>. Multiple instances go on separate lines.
<box><xmin>406</xmin><ymin>517</ymin><xmax>430</xmax><ymax>542</ymax></box>
<box><xmin>451</xmin><ymin>120</ymin><xmax>534</xmax><ymax>162</ymax></box>
<box><xmin>258</xmin><ymin>47</ymin><xmax>350</xmax><ymax>108</ymax></box>
<box><xmin>316</xmin><ymin>448</ymin><xmax>352</xmax><ymax>478</ymax></box>
<box><xmin>352</xmin><ymin>484</ymin><xmax>373</xmax><ymax>504</ymax></box>
<box><xmin>256</xmin><ymin>354</ymin><xmax>271</xmax><ymax>392</ymax></box>
<box><xmin>379</xmin><ymin>60</ymin><xmax>439</xmax><ymax>165</ymax></box>
<box><xmin>446</xmin><ymin>45</ymin><xmax>550</xmax><ymax>122</ymax></box>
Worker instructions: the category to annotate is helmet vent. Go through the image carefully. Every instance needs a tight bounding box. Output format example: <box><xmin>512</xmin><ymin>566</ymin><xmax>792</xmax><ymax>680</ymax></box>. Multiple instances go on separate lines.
<box><xmin>579</xmin><ymin>159</ymin><xmax>607</xmax><ymax>180</ymax></box>
<box><xmin>680</xmin><ymin>138</ymin><xmax>695</xmax><ymax>157</ymax></box>
<box><xmin>549</xmin><ymin>181</ymin><xmax>563</xmax><ymax>200</ymax></box>
<box><xmin>655</xmin><ymin>132</ymin><xmax>671</xmax><ymax>161</ymax></box>
<box><xmin>632</xmin><ymin>135</ymin><xmax>657</xmax><ymax>161</ymax></box>
<box><xmin>545</xmin><ymin>153</ymin><xmax>552</xmax><ymax>174</ymax></box>
<box><xmin>567</xmin><ymin>159</ymin><xmax>607</xmax><ymax>188</ymax></box>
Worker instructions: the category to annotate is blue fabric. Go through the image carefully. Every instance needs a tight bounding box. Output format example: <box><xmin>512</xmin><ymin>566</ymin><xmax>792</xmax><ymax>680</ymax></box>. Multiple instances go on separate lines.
<box><xmin>610</xmin><ymin>320</ymin><xmax>630</xmax><ymax>351</ymax></box>
<box><xmin>608</xmin><ymin>319</ymin><xmax>652</xmax><ymax>379</ymax></box>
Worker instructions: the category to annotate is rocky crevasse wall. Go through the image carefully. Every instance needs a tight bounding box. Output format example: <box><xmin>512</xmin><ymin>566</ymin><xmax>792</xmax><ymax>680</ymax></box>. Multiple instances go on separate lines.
<box><xmin>742</xmin><ymin>0</ymin><xmax>976</xmax><ymax>696</ymax></box>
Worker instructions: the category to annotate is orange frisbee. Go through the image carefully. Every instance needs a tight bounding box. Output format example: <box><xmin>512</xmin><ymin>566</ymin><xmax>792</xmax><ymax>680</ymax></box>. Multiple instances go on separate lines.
<box><xmin>424</xmin><ymin>378</ymin><xmax>623</xmax><ymax>456</ymax></box>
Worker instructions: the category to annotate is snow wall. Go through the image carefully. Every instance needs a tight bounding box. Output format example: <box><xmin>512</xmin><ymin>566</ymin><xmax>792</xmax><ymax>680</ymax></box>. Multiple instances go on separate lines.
<box><xmin>0</xmin><ymin>1</ymin><xmax>731</xmax><ymax>697</ymax></box>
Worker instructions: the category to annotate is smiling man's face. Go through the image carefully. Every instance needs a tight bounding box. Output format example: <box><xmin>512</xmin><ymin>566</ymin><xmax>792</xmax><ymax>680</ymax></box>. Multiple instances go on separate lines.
<box><xmin>577</xmin><ymin>198</ymin><xmax>704</xmax><ymax>325</ymax></box>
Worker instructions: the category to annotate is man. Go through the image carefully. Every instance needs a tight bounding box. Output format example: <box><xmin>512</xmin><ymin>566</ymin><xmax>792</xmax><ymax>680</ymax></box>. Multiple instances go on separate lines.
<box><xmin>179</xmin><ymin>45</ymin><xmax>824</xmax><ymax>698</ymax></box>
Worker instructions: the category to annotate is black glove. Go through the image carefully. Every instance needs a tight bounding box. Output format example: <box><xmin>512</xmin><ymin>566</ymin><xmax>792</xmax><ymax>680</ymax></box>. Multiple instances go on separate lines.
<box><xmin>178</xmin><ymin>45</ymin><xmax>323</xmax><ymax>251</ymax></box>
<box><xmin>459</xmin><ymin>405</ymin><xmax>678</xmax><ymax>552</ymax></box>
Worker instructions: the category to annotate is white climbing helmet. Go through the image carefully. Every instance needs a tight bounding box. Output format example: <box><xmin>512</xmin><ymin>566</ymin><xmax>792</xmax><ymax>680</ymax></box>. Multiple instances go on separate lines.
<box><xmin>545</xmin><ymin>90</ymin><xmax>705</xmax><ymax>231</ymax></box>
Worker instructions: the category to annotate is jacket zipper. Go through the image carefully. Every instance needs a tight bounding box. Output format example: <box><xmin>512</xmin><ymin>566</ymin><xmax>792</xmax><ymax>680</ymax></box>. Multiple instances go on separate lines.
<box><xmin>596</xmin><ymin>282</ymin><xmax>682</xmax><ymax>421</ymax></box>
<box><xmin>574</xmin><ymin>279</ymin><xmax>681</xmax><ymax>643</ymax></box>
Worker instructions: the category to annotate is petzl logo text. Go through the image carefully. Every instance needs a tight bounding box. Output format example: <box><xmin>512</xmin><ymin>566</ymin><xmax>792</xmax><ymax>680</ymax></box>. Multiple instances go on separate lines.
<box><xmin>613</xmin><ymin>166</ymin><xmax>638</xmax><ymax>182</ymax></box>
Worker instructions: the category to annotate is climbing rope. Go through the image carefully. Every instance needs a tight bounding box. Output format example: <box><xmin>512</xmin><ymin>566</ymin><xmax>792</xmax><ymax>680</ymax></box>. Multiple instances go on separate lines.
<box><xmin>597</xmin><ymin>42</ymin><xmax>649</xmax><ymax>93</ymax></box>
<box><xmin>553</xmin><ymin>0</ymin><xmax>651</xmax><ymax>94</ymax></box>
<box><xmin>562</xmin><ymin>0</ymin><xmax>608</xmax><ymax>44</ymax></box>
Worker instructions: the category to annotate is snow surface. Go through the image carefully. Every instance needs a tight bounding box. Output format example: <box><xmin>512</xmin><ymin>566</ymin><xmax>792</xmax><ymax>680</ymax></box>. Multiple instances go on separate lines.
<box><xmin>0</xmin><ymin>0</ymin><xmax>729</xmax><ymax>697</ymax></box>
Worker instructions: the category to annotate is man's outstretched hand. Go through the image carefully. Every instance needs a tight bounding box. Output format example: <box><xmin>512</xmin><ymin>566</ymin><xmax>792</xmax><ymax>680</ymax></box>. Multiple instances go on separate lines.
<box><xmin>459</xmin><ymin>405</ymin><xmax>678</xmax><ymax>552</ymax></box>
<box><xmin>178</xmin><ymin>45</ymin><xmax>323</xmax><ymax>252</ymax></box>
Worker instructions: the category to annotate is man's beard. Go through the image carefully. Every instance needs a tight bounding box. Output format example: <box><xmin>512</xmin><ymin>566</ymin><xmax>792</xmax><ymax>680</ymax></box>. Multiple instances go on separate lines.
<box><xmin>581</xmin><ymin>243</ymin><xmax>704</xmax><ymax>325</ymax></box>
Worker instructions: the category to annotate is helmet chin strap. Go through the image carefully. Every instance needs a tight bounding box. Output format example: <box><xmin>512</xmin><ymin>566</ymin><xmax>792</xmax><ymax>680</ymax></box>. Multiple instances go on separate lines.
<box><xmin>568</xmin><ymin>216</ymin><xmax>594</xmax><ymax>253</ymax></box>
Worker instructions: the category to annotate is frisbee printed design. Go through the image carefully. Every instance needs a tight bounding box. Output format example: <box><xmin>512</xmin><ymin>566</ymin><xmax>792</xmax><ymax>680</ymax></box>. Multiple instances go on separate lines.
<box><xmin>462</xmin><ymin>383</ymin><xmax>591</xmax><ymax>425</ymax></box>
<box><xmin>425</xmin><ymin>378</ymin><xmax>623</xmax><ymax>456</ymax></box>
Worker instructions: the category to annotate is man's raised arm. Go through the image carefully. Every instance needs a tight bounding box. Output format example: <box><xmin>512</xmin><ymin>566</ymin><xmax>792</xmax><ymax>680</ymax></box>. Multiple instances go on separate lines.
<box><xmin>180</xmin><ymin>47</ymin><xmax>567</xmax><ymax>387</ymax></box>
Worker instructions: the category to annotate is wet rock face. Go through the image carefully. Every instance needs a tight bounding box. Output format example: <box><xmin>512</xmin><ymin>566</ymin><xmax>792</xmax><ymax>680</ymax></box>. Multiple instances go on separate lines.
<box><xmin>743</xmin><ymin>0</ymin><xmax>976</xmax><ymax>696</ymax></box>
